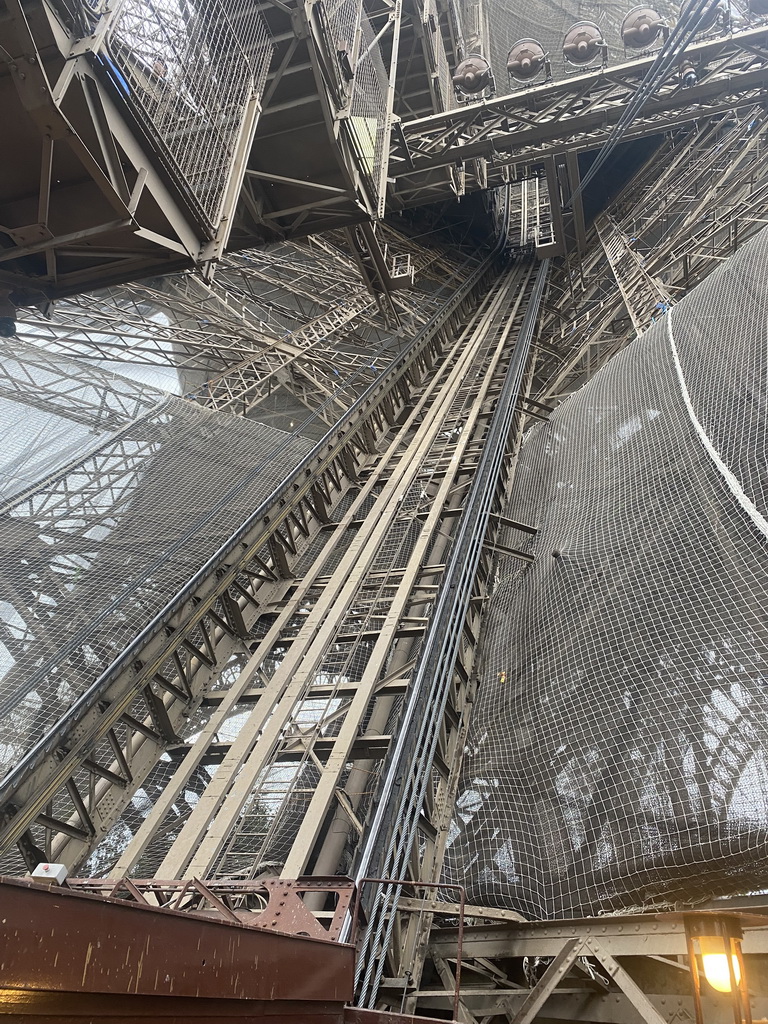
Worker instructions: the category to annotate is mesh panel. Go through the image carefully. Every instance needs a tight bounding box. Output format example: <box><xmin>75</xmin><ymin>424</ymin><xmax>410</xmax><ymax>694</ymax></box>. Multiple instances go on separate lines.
<box><xmin>424</xmin><ymin>0</ymin><xmax>455</xmax><ymax>111</ymax></box>
<box><xmin>0</xmin><ymin>342</ymin><xmax>312</xmax><ymax>785</ymax></box>
<box><xmin>86</xmin><ymin>754</ymin><xmax>218</xmax><ymax>877</ymax></box>
<box><xmin>445</xmin><ymin>226</ymin><xmax>768</xmax><ymax>919</ymax></box>
<box><xmin>326</xmin><ymin>0</ymin><xmax>389</xmax><ymax>203</ymax></box>
<box><xmin>108</xmin><ymin>0</ymin><xmax>273</xmax><ymax>226</ymax></box>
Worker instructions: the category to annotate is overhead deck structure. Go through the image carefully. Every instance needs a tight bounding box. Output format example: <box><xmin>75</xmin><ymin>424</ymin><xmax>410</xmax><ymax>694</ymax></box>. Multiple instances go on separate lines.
<box><xmin>3</xmin><ymin>0</ymin><xmax>768</xmax><ymax>298</ymax></box>
<box><xmin>389</xmin><ymin>25</ymin><xmax>768</xmax><ymax>214</ymax></box>
<box><xmin>0</xmin><ymin>0</ymin><xmax>462</xmax><ymax>300</ymax></box>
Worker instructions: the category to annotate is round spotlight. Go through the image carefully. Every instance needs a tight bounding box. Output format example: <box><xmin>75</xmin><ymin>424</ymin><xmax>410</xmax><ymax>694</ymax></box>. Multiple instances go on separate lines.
<box><xmin>621</xmin><ymin>6</ymin><xmax>664</xmax><ymax>47</ymax></box>
<box><xmin>562</xmin><ymin>21</ymin><xmax>604</xmax><ymax>66</ymax></box>
<box><xmin>452</xmin><ymin>53</ymin><xmax>492</xmax><ymax>94</ymax></box>
<box><xmin>507</xmin><ymin>38</ymin><xmax>547</xmax><ymax>81</ymax></box>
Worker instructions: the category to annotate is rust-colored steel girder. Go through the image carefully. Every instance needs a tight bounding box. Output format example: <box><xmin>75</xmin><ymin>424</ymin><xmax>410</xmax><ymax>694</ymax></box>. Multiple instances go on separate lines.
<box><xmin>0</xmin><ymin>874</ymin><xmax>355</xmax><ymax>1012</ymax></box>
<box><xmin>0</xmin><ymin>873</ymin><xmax>453</xmax><ymax>1024</ymax></box>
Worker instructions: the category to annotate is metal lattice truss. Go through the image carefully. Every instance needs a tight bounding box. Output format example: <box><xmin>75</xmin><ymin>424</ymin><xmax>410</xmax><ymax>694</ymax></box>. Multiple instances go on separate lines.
<box><xmin>227</xmin><ymin>0</ymin><xmax>408</xmax><ymax>244</ymax></box>
<box><xmin>6</xmin><ymin>0</ymin><xmax>768</xmax><ymax>299</ymax></box>
<box><xmin>0</xmin><ymin>0</ymin><xmax>273</xmax><ymax>301</ymax></box>
<box><xmin>0</xmin><ymin>235</ymin><xmax>494</xmax><ymax>878</ymax></box>
<box><xmin>104</xmin><ymin>261</ymin><xmax>539</xmax><ymax>902</ymax></box>
<box><xmin>531</xmin><ymin>104</ymin><xmax>768</xmax><ymax>405</ymax></box>
<box><xmin>395</xmin><ymin>908</ymin><xmax>768</xmax><ymax>1024</ymax></box>
<box><xmin>16</xmin><ymin>225</ymin><xmax>476</xmax><ymax>421</ymax></box>
<box><xmin>0</xmin><ymin>0</ymin><xmax>468</xmax><ymax>298</ymax></box>
<box><xmin>390</xmin><ymin>23</ymin><xmax>768</xmax><ymax>211</ymax></box>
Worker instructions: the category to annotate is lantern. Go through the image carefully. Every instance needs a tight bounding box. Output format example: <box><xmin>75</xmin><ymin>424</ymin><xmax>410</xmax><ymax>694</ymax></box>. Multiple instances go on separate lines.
<box><xmin>685</xmin><ymin>916</ymin><xmax>751</xmax><ymax>1024</ymax></box>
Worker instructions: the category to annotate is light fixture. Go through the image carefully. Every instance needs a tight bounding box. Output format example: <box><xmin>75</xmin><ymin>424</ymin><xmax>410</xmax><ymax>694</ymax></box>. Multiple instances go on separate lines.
<box><xmin>507</xmin><ymin>38</ymin><xmax>548</xmax><ymax>82</ymax></box>
<box><xmin>452</xmin><ymin>54</ymin><xmax>493</xmax><ymax>96</ymax></box>
<box><xmin>562</xmin><ymin>21</ymin><xmax>606</xmax><ymax>67</ymax></box>
<box><xmin>699</xmin><ymin>933</ymin><xmax>741</xmax><ymax>993</ymax></box>
<box><xmin>621</xmin><ymin>6</ymin><xmax>665</xmax><ymax>48</ymax></box>
<box><xmin>685</xmin><ymin>915</ymin><xmax>751</xmax><ymax>1024</ymax></box>
<box><xmin>681</xmin><ymin>0</ymin><xmax>722</xmax><ymax>34</ymax></box>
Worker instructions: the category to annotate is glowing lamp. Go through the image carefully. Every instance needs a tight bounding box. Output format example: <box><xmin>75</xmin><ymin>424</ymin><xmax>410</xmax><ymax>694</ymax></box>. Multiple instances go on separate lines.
<box><xmin>699</xmin><ymin>934</ymin><xmax>741</xmax><ymax>993</ymax></box>
<box><xmin>685</xmin><ymin>915</ymin><xmax>751</xmax><ymax>1024</ymax></box>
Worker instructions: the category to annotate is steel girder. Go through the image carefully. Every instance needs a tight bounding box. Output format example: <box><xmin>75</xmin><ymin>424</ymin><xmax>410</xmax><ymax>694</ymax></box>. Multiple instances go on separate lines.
<box><xmin>389</xmin><ymin>24</ymin><xmax>768</xmax><ymax>212</ymax></box>
<box><xmin>0</xmin><ymin>0</ymin><xmax>273</xmax><ymax>303</ymax></box>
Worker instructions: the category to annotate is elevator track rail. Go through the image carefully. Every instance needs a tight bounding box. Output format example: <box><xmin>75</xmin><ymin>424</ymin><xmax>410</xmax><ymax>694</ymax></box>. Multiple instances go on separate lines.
<box><xmin>87</xmin><ymin>260</ymin><xmax>547</xmax><ymax>1000</ymax></box>
<box><xmin>0</xmin><ymin>246</ymin><xmax>500</xmax><ymax>875</ymax></box>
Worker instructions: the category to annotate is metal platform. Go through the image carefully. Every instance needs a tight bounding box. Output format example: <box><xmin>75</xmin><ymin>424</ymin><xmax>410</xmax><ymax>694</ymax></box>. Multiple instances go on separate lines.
<box><xmin>7</xmin><ymin>873</ymin><xmax>768</xmax><ymax>1024</ymax></box>
<box><xmin>4</xmin><ymin>1</ymin><xmax>768</xmax><ymax>299</ymax></box>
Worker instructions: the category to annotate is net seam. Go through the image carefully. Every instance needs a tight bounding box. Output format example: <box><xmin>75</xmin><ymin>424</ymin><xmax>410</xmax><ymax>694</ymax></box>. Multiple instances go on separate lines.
<box><xmin>666</xmin><ymin>311</ymin><xmax>768</xmax><ymax>540</ymax></box>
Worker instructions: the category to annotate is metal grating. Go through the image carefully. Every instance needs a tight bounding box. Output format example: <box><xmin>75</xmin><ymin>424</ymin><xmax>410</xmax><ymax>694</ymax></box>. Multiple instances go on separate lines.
<box><xmin>107</xmin><ymin>0</ymin><xmax>273</xmax><ymax>228</ymax></box>
<box><xmin>445</xmin><ymin>225</ymin><xmax>768</xmax><ymax>919</ymax></box>
<box><xmin>326</xmin><ymin>0</ymin><xmax>389</xmax><ymax>204</ymax></box>
<box><xmin>423</xmin><ymin>0</ymin><xmax>455</xmax><ymax>111</ymax></box>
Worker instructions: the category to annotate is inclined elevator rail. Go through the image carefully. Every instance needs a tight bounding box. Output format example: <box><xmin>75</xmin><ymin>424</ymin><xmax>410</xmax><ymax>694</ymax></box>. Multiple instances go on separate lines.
<box><xmin>0</xmin><ymin>240</ymin><xmax>499</xmax><ymax>874</ymax></box>
<box><xmin>353</xmin><ymin>258</ymin><xmax>550</xmax><ymax>1006</ymax></box>
<box><xmin>115</xmin><ymin>257</ymin><xmax>536</xmax><ymax>884</ymax></box>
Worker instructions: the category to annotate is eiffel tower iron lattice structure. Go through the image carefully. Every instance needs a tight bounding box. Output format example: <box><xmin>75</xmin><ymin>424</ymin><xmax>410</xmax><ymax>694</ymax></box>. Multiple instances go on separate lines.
<box><xmin>3</xmin><ymin>1</ymin><xmax>768</xmax><ymax>1023</ymax></box>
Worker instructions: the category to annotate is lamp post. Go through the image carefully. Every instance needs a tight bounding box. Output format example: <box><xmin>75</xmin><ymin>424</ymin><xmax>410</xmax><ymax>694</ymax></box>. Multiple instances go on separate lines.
<box><xmin>685</xmin><ymin>915</ymin><xmax>752</xmax><ymax>1024</ymax></box>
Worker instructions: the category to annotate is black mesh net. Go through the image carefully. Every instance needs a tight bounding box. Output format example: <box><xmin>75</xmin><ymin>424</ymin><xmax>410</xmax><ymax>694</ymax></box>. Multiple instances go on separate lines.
<box><xmin>444</xmin><ymin>225</ymin><xmax>768</xmax><ymax>919</ymax></box>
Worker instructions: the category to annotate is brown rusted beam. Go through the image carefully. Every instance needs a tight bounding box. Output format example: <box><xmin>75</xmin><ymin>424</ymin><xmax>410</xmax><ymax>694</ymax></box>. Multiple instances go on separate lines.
<box><xmin>0</xmin><ymin>875</ymin><xmax>354</xmax><ymax>1012</ymax></box>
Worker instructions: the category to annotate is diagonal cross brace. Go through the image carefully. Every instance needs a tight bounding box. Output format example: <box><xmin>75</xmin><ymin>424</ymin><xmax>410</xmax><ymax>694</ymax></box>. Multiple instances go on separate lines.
<box><xmin>509</xmin><ymin>937</ymin><xmax>585</xmax><ymax>1024</ymax></box>
<box><xmin>585</xmin><ymin>939</ymin><xmax>670</xmax><ymax>1024</ymax></box>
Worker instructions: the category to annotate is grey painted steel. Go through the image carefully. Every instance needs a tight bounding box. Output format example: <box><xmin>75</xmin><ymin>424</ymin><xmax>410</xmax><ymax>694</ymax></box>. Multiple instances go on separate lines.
<box><xmin>0</xmin><ymin>242</ymin><xmax>499</xmax><ymax>861</ymax></box>
<box><xmin>391</xmin><ymin>24</ymin><xmax>768</xmax><ymax>209</ymax></box>
<box><xmin>352</xmin><ymin>258</ymin><xmax>550</xmax><ymax>1007</ymax></box>
<box><xmin>428</xmin><ymin>912</ymin><xmax>768</xmax><ymax>959</ymax></box>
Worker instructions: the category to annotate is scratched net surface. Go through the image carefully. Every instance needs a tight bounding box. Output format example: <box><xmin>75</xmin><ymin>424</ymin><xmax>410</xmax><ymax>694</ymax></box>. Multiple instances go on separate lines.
<box><xmin>445</xmin><ymin>227</ymin><xmax>768</xmax><ymax>918</ymax></box>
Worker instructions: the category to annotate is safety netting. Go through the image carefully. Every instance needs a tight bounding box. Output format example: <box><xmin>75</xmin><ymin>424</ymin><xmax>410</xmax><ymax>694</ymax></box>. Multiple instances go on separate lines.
<box><xmin>107</xmin><ymin>0</ymin><xmax>273</xmax><ymax>228</ymax></box>
<box><xmin>445</xmin><ymin>225</ymin><xmax>768</xmax><ymax>918</ymax></box>
<box><xmin>0</xmin><ymin>342</ymin><xmax>312</xmax><ymax>786</ymax></box>
<box><xmin>312</xmin><ymin>0</ymin><xmax>390</xmax><ymax>207</ymax></box>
